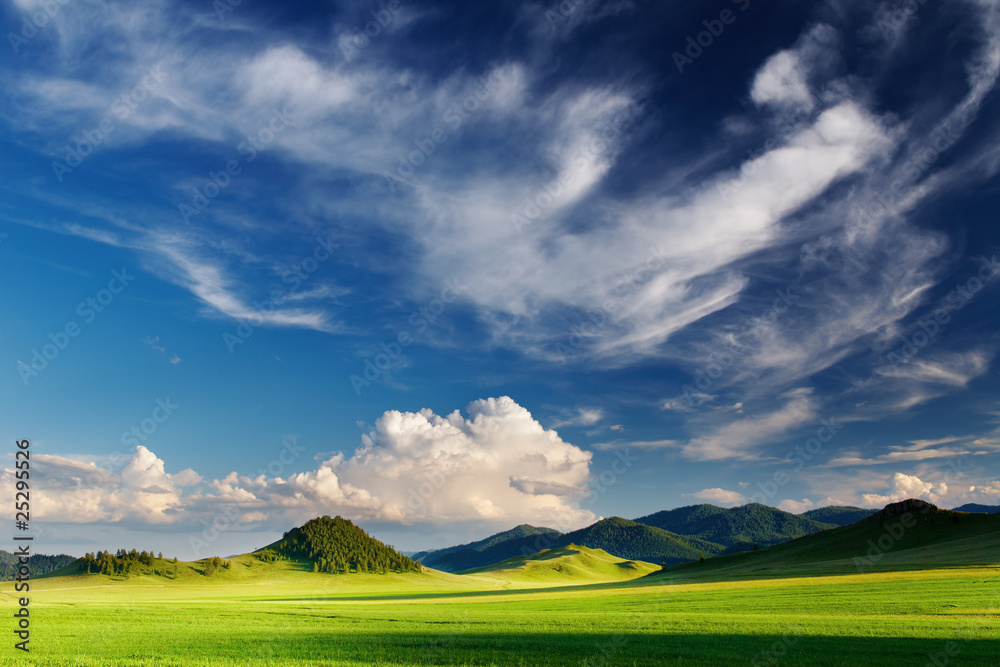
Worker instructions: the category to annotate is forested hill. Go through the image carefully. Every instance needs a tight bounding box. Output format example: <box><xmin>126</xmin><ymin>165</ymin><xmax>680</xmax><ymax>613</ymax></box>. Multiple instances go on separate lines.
<box><xmin>553</xmin><ymin>517</ymin><xmax>721</xmax><ymax>565</ymax></box>
<box><xmin>801</xmin><ymin>506</ymin><xmax>876</xmax><ymax>526</ymax></box>
<box><xmin>0</xmin><ymin>550</ymin><xmax>76</xmax><ymax>580</ymax></box>
<box><xmin>414</xmin><ymin>524</ymin><xmax>562</xmax><ymax>572</ymax></box>
<box><xmin>263</xmin><ymin>515</ymin><xmax>420</xmax><ymax>574</ymax></box>
<box><xmin>634</xmin><ymin>503</ymin><xmax>837</xmax><ymax>549</ymax></box>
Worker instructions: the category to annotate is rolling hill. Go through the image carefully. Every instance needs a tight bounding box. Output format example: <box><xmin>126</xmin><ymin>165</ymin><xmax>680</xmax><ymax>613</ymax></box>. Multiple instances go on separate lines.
<box><xmin>552</xmin><ymin>516</ymin><xmax>723</xmax><ymax>565</ymax></box>
<box><xmin>648</xmin><ymin>499</ymin><xmax>1000</xmax><ymax>582</ymax></box>
<box><xmin>1</xmin><ymin>550</ymin><xmax>76</xmax><ymax>580</ymax></box>
<box><xmin>262</xmin><ymin>515</ymin><xmax>420</xmax><ymax>573</ymax></box>
<box><xmin>459</xmin><ymin>544</ymin><xmax>660</xmax><ymax>583</ymax></box>
<box><xmin>634</xmin><ymin>503</ymin><xmax>837</xmax><ymax>551</ymax></box>
<box><xmin>952</xmin><ymin>503</ymin><xmax>1000</xmax><ymax>513</ymax></box>
<box><xmin>801</xmin><ymin>505</ymin><xmax>876</xmax><ymax>525</ymax></box>
<box><xmin>413</xmin><ymin>524</ymin><xmax>562</xmax><ymax>572</ymax></box>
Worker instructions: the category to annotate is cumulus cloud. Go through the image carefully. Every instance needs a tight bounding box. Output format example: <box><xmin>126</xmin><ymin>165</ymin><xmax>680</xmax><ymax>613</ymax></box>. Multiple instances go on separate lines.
<box><xmin>684</xmin><ymin>487</ymin><xmax>746</xmax><ymax>505</ymax></box>
<box><xmin>10</xmin><ymin>446</ymin><xmax>186</xmax><ymax>524</ymax></box>
<box><xmin>860</xmin><ymin>472</ymin><xmax>950</xmax><ymax>506</ymax></box>
<box><xmin>777</xmin><ymin>498</ymin><xmax>814</xmax><ymax>513</ymax></box>
<box><xmin>3</xmin><ymin>397</ymin><xmax>596</xmax><ymax>531</ymax></box>
<box><xmin>857</xmin><ymin>471</ymin><xmax>1000</xmax><ymax>508</ymax></box>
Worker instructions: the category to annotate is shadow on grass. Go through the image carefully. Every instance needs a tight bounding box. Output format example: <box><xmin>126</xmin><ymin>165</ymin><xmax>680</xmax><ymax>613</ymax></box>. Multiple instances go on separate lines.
<box><xmin>91</xmin><ymin>631</ymin><xmax>990</xmax><ymax>667</ymax></box>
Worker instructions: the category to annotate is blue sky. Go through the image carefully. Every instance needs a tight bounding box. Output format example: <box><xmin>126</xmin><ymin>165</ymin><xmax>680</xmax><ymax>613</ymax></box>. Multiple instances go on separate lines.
<box><xmin>2</xmin><ymin>0</ymin><xmax>999</xmax><ymax>558</ymax></box>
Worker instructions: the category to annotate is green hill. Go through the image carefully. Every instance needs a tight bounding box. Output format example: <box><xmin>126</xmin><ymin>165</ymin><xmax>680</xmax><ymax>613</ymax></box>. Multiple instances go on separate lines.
<box><xmin>634</xmin><ymin>503</ymin><xmax>836</xmax><ymax>550</ymax></box>
<box><xmin>0</xmin><ymin>550</ymin><xmax>76</xmax><ymax>580</ymax></box>
<box><xmin>952</xmin><ymin>503</ymin><xmax>1000</xmax><ymax>514</ymax></box>
<box><xmin>459</xmin><ymin>544</ymin><xmax>660</xmax><ymax>583</ymax></box>
<box><xmin>414</xmin><ymin>524</ymin><xmax>562</xmax><ymax>572</ymax></box>
<box><xmin>553</xmin><ymin>517</ymin><xmax>723</xmax><ymax>565</ymax></box>
<box><xmin>801</xmin><ymin>505</ymin><xmax>876</xmax><ymax>525</ymax></box>
<box><xmin>648</xmin><ymin>499</ymin><xmax>1000</xmax><ymax>582</ymax></box>
<box><xmin>264</xmin><ymin>515</ymin><xmax>419</xmax><ymax>574</ymax></box>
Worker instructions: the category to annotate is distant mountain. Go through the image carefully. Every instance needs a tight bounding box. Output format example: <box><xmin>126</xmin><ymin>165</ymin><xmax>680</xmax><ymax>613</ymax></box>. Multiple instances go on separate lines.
<box><xmin>651</xmin><ymin>499</ymin><xmax>1000</xmax><ymax>581</ymax></box>
<box><xmin>263</xmin><ymin>515</ymin><xmax>419</xmax><ymax>574</ymax></box>
<box><xmin>952</xmin><ymin>503</ymin><xmax>1000</xmax><ymax>514</ymax></box>
<box><xmin>634</xmin><ymin>503</ymin><xmax>836</xmax><ymax>549</ymax></box>
<box><xmin>415</xmin><ymin>524</ymin><xmax>563</xmax><ymax>573</ymax></box>
<box><xmin>0</xmin><ymin>550</ymin><xmax>76</xmax><ymax>580</ymax></box>
<box><xmin>552</xmin><ymin>517</ymin><xmax>723</xmax><ymax>565</ymax></box>
<box><xmin>801</xmin><ymin>506</ymin><xmax>876</xmax><ymax>526</ymax></box>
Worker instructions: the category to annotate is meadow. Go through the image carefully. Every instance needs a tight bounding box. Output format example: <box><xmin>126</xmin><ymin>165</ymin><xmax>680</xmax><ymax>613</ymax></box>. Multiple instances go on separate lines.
<box><xmin>2</xmin><ymin>547</ymin><xmax>997</xmax><ymax>666</ymax></box>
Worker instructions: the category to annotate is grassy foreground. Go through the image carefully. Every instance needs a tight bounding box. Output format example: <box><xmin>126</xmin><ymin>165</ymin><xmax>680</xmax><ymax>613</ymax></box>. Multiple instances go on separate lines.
<box><xmin>1</xmin><ymin>555</ymin><xmax>997</xmax><ymax>666</ymax></box>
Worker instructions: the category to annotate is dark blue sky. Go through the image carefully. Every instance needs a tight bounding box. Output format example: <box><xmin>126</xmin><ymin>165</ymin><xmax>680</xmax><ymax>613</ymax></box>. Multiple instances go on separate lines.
<box><xmin>2</xmin><ymin>0</ymin><xmax>999</xmax><ymax>557</ymax></box>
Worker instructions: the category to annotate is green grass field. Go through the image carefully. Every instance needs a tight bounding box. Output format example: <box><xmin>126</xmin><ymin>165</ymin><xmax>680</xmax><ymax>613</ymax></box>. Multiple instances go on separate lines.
<box><xmin>2</xmin><ymin>510</ymin><xmax>998</xmax><ymax>666</ymax></box>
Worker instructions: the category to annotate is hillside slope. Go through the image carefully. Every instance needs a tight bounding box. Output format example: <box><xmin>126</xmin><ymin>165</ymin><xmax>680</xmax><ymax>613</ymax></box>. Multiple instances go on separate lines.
<box><xmin>648</xmin><ymin>499</ymin><xmax>1000</xmax><ymax>582</ymax></box>
<box><xmin>415</xmin><ymin>524</ymin><xmax>563</xmax><ymax>572</ymax></box>
<box><xmin>553</xmin><ymin>517</ymin><xmax>722</xmax><ymax>565</ymax></box>
<box><xmin>1</xmin><ymin>550</ymin><xmax>76</xmax><ymax>580</ymax></box>
<box><xmin>952</xmin><ymin>503</ymin><xmax>1000</xmax><ymax>514</ymax></box>
<box><xmin>801</xmin><ymin>505</ymin><xmax>876</xmax><ymax>525</ymax></box>
<box><xmin>634</xmin><ymin>503</ymin><xmax>836</xmax><ymax>550</ymax></box>
<box><xmin>459</xmin><ymin>544</ymin><xmax>659</xmax><ymax>583</ymax></box>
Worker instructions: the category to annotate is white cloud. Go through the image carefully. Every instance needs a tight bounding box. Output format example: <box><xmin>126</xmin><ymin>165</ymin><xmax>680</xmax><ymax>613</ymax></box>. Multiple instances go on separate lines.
<box><xmin>9</xmin><ymin>446</ymin><xmax>186</xmax><ymax>524</ymax></box>
<box><xmin>684</xmin><ymin>488</ymin><xmax>746</xmax><ymax>505</ymax></box>
<box><xmin>778</xmin><ymin>498</ymin><xmax>814</xmax><ymax>513</ymax></box>
<box><xmin>751</xmin><ymin>50</ymin><xmax>815</xmax><ymax>111</ymax></box>
<box><xmin>3</xmin><ymin>397</ymin><xmax>597</xmax><ymax>531</ymax></box>
<box><xmin>551</xmin><ymin>406</ymin><xmax>605</xmax><ymax>427</ymax></box>
<box><xmin>590</xmin><ymin>439</ymin><xmax>677</xmax><ymax>451</ymax></box>
<box><xmin>857</xmin><ymin>471</ymin><xmax>1000</xmax><ymax>509</ymax></box>
<box><xmin>860</xmin><ymin>472</ymin><xmax>950</xmax><ymax>506</ymax></box>
<box><xmin>681</xmin><ymin>388</ymin><xmax>817</xmax><ymax>461</ymax></box>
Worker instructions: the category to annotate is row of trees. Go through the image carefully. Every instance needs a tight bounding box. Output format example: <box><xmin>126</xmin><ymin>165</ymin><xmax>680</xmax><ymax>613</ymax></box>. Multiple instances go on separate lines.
<box><xmin>271</xmin><ymin>515</ymin><xmax>420</xmax><ymax>574</ymax></box>
<box><xmin>79</xmin><ymin>549</ymin><xmax>175</xmax><ymax>577</ymax></box>
<box><xmin>0</xmin><ymin>551</ymin><xmax>76</xmax><ymax>580</ymax></box>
